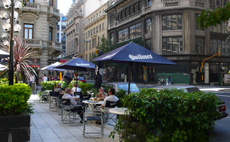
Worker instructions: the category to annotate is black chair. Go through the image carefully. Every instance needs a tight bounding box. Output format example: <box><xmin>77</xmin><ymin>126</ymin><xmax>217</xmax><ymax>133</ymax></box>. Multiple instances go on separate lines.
<box><xmin>49</xmin><ymin>91</ymin><xmax>60</xmax><ymax>111</ymax></box>
<box><xmin>61</xmin><ymin>99</ymin><xmax>83</xmax><ymax>126</ymax></box>
<box><xmin>83</xmin><ymin>108</ymin><xmax>104</xmax><ymax>138</ymax></box>
<box><xmin>104</xmin><ymin>101</ymin><xmax>118</xmax><ymax>125</ymax></box>
<box><xmin>80</xmin><ymin>94</ymin><xmax>91</xmax><ymax>100</ymax></box>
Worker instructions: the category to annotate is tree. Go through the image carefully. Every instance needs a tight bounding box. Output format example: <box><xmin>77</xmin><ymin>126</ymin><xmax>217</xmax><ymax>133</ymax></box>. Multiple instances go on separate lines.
<box><xmin>197</xmin><ymin>3</ymin><xmax>230</xmax><ymax>29</ymax></box>
<box><xmin>0</xmin><ymin>37</ymin><xmax>37</xmax><ymax>83</ymax></box>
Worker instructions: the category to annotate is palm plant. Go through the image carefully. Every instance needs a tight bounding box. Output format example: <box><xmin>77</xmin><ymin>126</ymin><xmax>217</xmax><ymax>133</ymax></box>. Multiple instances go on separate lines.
<box><xmin>0</xmin><ymin>37</ymin><xmax>37</xmax><ymax>83</ymax></box>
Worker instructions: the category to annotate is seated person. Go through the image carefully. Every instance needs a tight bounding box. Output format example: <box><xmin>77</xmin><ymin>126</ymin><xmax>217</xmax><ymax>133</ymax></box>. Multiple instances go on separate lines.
<box><xmin>101</xmin><ymin>88</ymin><xmax>118</xmax><ymax>107</ymax></box>
<box><xmin>96</xmin><ymin>87</ymin><xmax>108</xmax><ymax>101</ymax></box>
<box><xmin>54</xmin><ymin>83</ymin><xmax>64</xmax><ymax>95</ymax></box>
<box><xmin>72</xmin><ymin>84</ymin><xmax>81</xmax><ymax>95</ymax></box>
<box><xmin>62</xmin><ymin>87</ymin><xmax>84</xmax><ymax>123</ymax></box>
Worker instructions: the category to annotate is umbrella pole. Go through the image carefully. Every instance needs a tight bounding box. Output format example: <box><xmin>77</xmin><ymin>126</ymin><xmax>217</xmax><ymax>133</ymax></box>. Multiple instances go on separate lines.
<box><xmin>128</xmin><ymin>63</ymin><xmax>132</xmax><ymax>94</ymax></box>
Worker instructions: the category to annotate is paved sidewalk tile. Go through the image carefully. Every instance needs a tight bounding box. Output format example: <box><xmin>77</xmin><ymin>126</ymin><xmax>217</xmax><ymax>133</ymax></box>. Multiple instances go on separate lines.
<box><xmin>29</xmin><ymin>95</ymin><xmax>119</xmax><ymax>142</ymax></box>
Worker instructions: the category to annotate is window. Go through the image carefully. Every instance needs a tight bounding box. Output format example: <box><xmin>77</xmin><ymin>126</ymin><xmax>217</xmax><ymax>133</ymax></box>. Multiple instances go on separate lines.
<box><xmin>147</xmin><ymin>0</ymin><xmax>152</xmax><ymax>6</ymax></box>
<box><xmin>195</xmin><ymin>37</ymin><xmax>205</xmax><ymax>54</ymax></box>
<box><xmin>118</xmin><ymin>28</ymin><xmax>129</xmax><ymax>42</ymax></box>
<box><xmin>92</xmin><ymin>38</ymin><xmax>96</xmax><ymax>47</ymax></box>
<box><xmin>110</xmin><ymin>15</ymin><xmax>115</xmax><ymax>25</ymax></box>
<box><xmin>162</xmin><ymin>37</ymin><xmax>183</xmax><ymax>55</ymax></box>
<box><xmin>96</xmin><ymin>26</ymin><xmax>98</xmax><ymax>33</ymax></box>
<box><xmin>89</xmin><ymin>40</ymin><xmax>91</xmax><ymax>49</ymax></box>
<box><xmin>216</xmin><ymin>0</ymin><xmax>221</xmax><ymax>5</ymax></box>
<box><xmin>49</xmin><ymin>27</ymin><xmax>53</xmax><ymax>41</ymax></box>
<box><xmin>99</xmin><ymin>25</ymin><xmax>101</xmax><ymax>31</ymax></box>
<box><xmin>195</xmin><ymin>13</ymin><xmax>203</xmax><ymax>30</ymax></box>
<box><xmin>102</xmin><ymin>23</ymin><xmax>104</xmax><ymax>30</ymax></box>
<box><xmin>145</xmin><ymin>19</ymin><xmax>152</xmax><ymax>34</ymax></box>
<box><xmin>49</xmin><ymin>0</ymin><xmax>54</xmax><ymax>6</ymax></box>
<box><xmin>224</xmin><ymin>0</ymin><xmax>228</xmax><ymax>5</ymax></box>
<box><xmin>98</xmin><ymin>36</ymin><xmax>100</xmax><ymax>45</ymax></box>
<box><xmin>110</xmin><ymin>33</ymin><xmax>114</xmax><ymax>43</ymax></box>
<box><xmin>24</xmin><ymin>24</ymin><xmax>33</xmax><ymax>39</ymax></box>
<box><xmin>85</xmin><ymin>41</ymin><xmax>88</xmax><ymax>51</ymax></box>
<box><xmin>210</xmin><ymin>39</ymin><xmax>230</xmax><ymax>56</ymax></box>
<box><xmin>125</xmin><ymin>8</ymin><xmax>129</xmax><ymax>17</ymax></box>
<box><xmin>209</xmin><ymin>0</ymin><xmax>214</xmax><ymax>4</ymax></box>
<box><xmin>162</xmin><ymin>14</ymin><xmax>182</xmax><ymax>30</ymax></box>
<box><xmin>145</xmin><ymin>39</ymin><xmax>151</xmax><ymax>50</ymax></box>
<box><xmin>130</xmin><ymin>6</ymin><xmax>133</xmax><ymax>15</ymax></box>
<box><xmin>130</xmin><ymin>23</ymin><xmax>142</xmax><ymax>39</ymax></box>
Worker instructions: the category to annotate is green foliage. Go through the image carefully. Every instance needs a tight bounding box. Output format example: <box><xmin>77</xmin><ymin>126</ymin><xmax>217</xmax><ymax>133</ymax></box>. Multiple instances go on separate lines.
<box><xmin>110</xmin><ymin>88</ymin><xmax>220</xmax><ymax>142</ymax></box>
<box><xmin>0</xmin><ymin>83</ymin><xmax>32</xmax><ymax>115</ymax></box>
<box><xmin>101</xmin><ymin>84</ymin><xmax>113</xmax><ymax>93</ymax></box>
<box><xmin>0</xmin><ymin>78</ymin><xmax>8</xmax><ymax>85</ymax></box>
<box><xmin>41</xmin><ymin>81</ymin><xmax>67</xmax><ymax>90</ymax></box>
<box><xmin>197</xmin><ymin>3</ymin><xmax>230</xmax><ymax>29</ymax></box>
<box><xmin>116</xmin><ymin>89</ymin><xmax>127</xmax><ymax>107</ymax></box>
<box><xmin>68</xmin><ymin>80</ymin><xmax>81</xmax><ymax>89</ymax></box>
<box><xmin>78</xmin><ymin>82</ymin><xmax>93</xmax><ymax>95</ymax></box>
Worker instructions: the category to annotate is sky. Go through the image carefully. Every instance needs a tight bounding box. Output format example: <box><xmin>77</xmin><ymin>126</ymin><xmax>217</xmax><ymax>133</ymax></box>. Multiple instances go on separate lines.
<box><xmin>58</xmin><ymin>0</ymin><xmax>72</xmax><ymax>15</ymax></box>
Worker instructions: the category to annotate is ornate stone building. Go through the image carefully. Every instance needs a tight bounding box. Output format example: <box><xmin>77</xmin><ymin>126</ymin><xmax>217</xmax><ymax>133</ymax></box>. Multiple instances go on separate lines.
<box><xmin>0</xmin><ymin>0</ymin><xmax>62</xmax><ymax>82</ymax></box>
<box><xmin>84</xmin><ymin>3</ymin><xmax>107</xmax><ymax>61</ymax></box>
<box><xmin>106</xmin><ymin>0</ymin><xmax>230</xmax><ymax>85</ymax></box>
<box><xmin>65</xmin><ymin>0</ymin><xmax>84</xmax><ymax>58</ymax></box>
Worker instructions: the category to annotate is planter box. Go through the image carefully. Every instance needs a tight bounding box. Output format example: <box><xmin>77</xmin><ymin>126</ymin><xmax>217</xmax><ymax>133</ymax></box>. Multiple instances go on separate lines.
<box><xmin>0</xmin><ymin>113</ymin><xmax>30</xmax><ymax>142</ymax></box>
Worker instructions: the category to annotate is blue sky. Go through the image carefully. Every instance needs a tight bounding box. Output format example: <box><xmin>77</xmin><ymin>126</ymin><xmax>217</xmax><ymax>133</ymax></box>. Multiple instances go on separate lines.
<box><xmin>58</xmin><ymin>0</ymin><xmax>72</xmax><ymax>15</ymax></box>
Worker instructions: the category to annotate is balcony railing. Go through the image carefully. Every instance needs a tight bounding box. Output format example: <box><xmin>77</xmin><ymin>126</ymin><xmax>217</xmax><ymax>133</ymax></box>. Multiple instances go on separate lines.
<box><xmin>48</xmin><ymin>7</ymin><xmax>60</xmax><ymax>17</ymax></box>
<box><xmin>24</xmin><ymin>39</ymin><xmax>42</xmax><ymax>47</ymax></box>
<box><xmin>24</xmin><ymin>2</ymin><xmax>38</xmax><ymax>8</ymax></box>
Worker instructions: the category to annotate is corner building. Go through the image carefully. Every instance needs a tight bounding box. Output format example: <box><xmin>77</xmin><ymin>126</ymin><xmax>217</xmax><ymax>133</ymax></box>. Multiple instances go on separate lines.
<box><xmin>0</xmin><ymin>0</ymin><xmax>62</xmax><ymax>83</ymax></box>
<box><xmin>106</xmin><ymin>0</ymin><xmax>230</xmax><ymax>85</ymax></box>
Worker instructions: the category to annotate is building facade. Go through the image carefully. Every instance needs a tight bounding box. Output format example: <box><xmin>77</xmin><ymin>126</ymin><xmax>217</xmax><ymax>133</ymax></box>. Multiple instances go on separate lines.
<box><xmin>65</xmin><ymin>0</ymin><xmax>84</xmax><ymax>58</ymax></box>
<box><xmin>57</xmin><ymin>16</ymin><xmax>67</xmax><ymax>58</ymax></box>
<box><xmin>84</xmin><ymin>3</ymin><xmax>107</xmax><ymax>61</ymax></box>
<box><xmin>0</xmin><ymin>0</ymin><xmax>62</xmax><ymax>82</ymax></box>
<box><xmin>65</xmin><ymin>0</ymin><xmax>109</xmax><ymax>59</ymax></box>
<box><xmin>106</xmin><ymin>0</ymin><xmax>230</xmax><ymax>84</ymax></box>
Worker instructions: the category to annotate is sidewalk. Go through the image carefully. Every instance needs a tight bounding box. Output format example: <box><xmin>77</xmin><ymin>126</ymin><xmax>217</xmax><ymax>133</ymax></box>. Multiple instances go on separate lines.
<box><xmin>29</xmin><ymin>95</ymin><xmax>118</xmax><ymax>142</ymax></box>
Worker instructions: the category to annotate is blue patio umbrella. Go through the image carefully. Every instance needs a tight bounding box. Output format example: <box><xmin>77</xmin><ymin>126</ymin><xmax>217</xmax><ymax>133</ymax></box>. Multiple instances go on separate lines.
<box><xmin>93</xmin><ymin>42</ymin><xmax>177</xmax><ymax>93</ymax></box>
<box><xmin>55</xmin><ymin>57</ymin><xmax>95</xmax><ymax>71</ymax></box>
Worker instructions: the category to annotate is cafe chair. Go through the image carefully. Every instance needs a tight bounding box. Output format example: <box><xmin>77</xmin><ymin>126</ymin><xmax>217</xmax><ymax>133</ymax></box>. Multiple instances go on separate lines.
<box><xmin>79</xmin><ymin>93</ymin><xmax>91</xmax><ymax>101</ymax></box>
<box><xmin>49</xmin><ymin>91</ymin><xmax>59</xmax><ymax>112</ymax></box>
<box><xmin>104</xmin><ymin>101</ymin><xmax>118</xmax><ymax>125</ymax></box>
<box><xmin>83</xmin><ymin>108</ymin><xmax>104</xmax><ymax>138</ymax></box>
<box><xmin>61</xmin><ymin>99</ymin><xmax>83</xmax><ymax>126</ymax></box>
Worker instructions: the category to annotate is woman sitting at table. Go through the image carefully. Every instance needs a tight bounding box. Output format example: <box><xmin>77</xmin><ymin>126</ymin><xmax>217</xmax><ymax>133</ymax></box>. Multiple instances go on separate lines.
<box><xmin>62</xmin><ymin>87</ymin><xmax>84</xmax><ymax>123</ymax></box>
<box><xmin>96</xmin><ymin>87</ymin><xmax>108</xmax><ymax>101</ymax></box>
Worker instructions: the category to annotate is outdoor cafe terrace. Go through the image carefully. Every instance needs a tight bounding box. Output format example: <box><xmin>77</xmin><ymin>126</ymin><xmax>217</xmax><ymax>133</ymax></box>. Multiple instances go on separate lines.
<box><xmin>28</xmin><ymin>94</ymin><xmax>119</xmax><ymax>142</ymax></box>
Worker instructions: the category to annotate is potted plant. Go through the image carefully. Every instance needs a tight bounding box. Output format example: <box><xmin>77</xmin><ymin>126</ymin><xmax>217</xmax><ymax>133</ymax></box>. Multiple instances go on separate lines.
<box><xmin>0</xmin><ymin>83</ymin><xmax>33</xmax><ymax>141</ymax></box>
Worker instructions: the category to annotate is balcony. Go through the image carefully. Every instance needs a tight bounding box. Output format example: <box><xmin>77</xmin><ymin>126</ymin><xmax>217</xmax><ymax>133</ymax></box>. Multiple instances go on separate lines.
<box><xmin>48</xmin><ymin>7</ymin><xmax>60</xmax><ymax>18</ymax></box>
<box><xmin>21</xmin><ymin>2</ymin><xmax>40</xmax><ymax>12</ymax></box>
<box><xmin>48</xmin><ymin>41</ymin><xmax>62</xmax><ymax>51</ymax></box>
<box><xmin>24</xmin><ymin>39</ymin><xmax>42</xmax><ymax>49</ymax></box>
<box><xmin>164</xmin><ymin>0</ymin><xmax>179</xmax><ymax>7</ymax></box>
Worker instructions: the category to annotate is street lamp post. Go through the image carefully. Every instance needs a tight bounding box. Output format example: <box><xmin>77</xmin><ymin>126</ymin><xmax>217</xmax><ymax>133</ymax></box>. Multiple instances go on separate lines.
<box><xmin>0</xmin><ymin>0</ymin><xmax>22</xmax><ymax>85</ymax></box>
<box><xmin>9</xmin><ymin>0</ymin><xmax>14</xmax><ymax>85</ymax></box>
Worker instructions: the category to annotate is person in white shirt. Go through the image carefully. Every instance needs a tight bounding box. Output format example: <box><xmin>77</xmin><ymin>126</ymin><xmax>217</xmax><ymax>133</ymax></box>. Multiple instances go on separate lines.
<box><xmin>43</xmin><ymin>74</ymin><xmax>48</xmax><ymax>82</ymax></box>
<box><xmin>101</xmin><ymin>88</ymin><xmax>118</xmax><ymax>107</ymax></box>
<box><xmin>29</xmin><ymin>74</ymin><xmax>35</xmax><ymax>87</ymax></box>
<box><xmin>62</xmin><ymin>87</ymin><xmax>84</xmax><ymax>122</ymax></box>
<box><xmin>72</xmin><ymin>84</ymin><xmax>81</xmax><ymax>95</ymax></box>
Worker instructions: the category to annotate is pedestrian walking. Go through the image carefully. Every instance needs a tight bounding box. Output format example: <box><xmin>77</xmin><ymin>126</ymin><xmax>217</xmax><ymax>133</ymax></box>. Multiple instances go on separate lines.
<box><xmin>43</xmin><ymin>74</ymin><xmax>48</xmax><ymax>82</ymax></box>
<box><xmin>161</xmin><ymin>77</ymin><xmax>164</xmax><ymax>86</ymax></box>
<box><xmin>168</xmin><ymin>77</ymin><xmax>171</xmax><ymax>85</ymax></box>
<box><xmin>158</xmin><ymin>77</ymin><xmax>161</xmax><ymax>85</ymax></box>
<box><xmin>166</xmin><ymin>77</ymin><xmax>169</xmax><ymax>86</ymax></box>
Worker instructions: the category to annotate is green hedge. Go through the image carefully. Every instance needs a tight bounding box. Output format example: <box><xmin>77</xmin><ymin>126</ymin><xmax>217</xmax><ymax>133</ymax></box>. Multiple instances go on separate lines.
<box><xmin>0</xmin><ymin>83</ymin><xmax>31</xmax><ymax>115</ymax></box>
<box><xmin>41</xmin><ymin>81</ymin><xmax>67</xmax><ymax>90</ymax></box>
<box><xmin>111</xmin><ymin>88</ymin><xmax>220</xmax><ymax>142</ymax></box>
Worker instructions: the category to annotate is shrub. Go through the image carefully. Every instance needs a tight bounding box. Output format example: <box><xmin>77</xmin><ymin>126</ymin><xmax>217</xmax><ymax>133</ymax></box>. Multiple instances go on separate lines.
<box><xmin>0</xmin><ymin>83</ymin><xmax>32</xmax><ymax>115</ymax></box>
<box><xmin>110</xmin><ymin>88</ymin><xmax>220</xmax><ymax>142</ymax></box>
<box><xmin>41</xmin><ymin>81</ymin><xmax>67</xmax><ymax>90</ymax></box>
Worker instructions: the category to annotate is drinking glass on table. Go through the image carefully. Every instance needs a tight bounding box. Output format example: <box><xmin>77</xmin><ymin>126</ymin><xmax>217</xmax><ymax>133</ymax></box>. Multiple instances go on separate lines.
<box><xmin>94</xmin><ymin>97</ymin><xmax>97</xmax><ymax>101</ymax></box>
<box><xmin>97</xmin><ymin>98</ymin><xmax>100</xmax><ymax>102</ymax></box>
